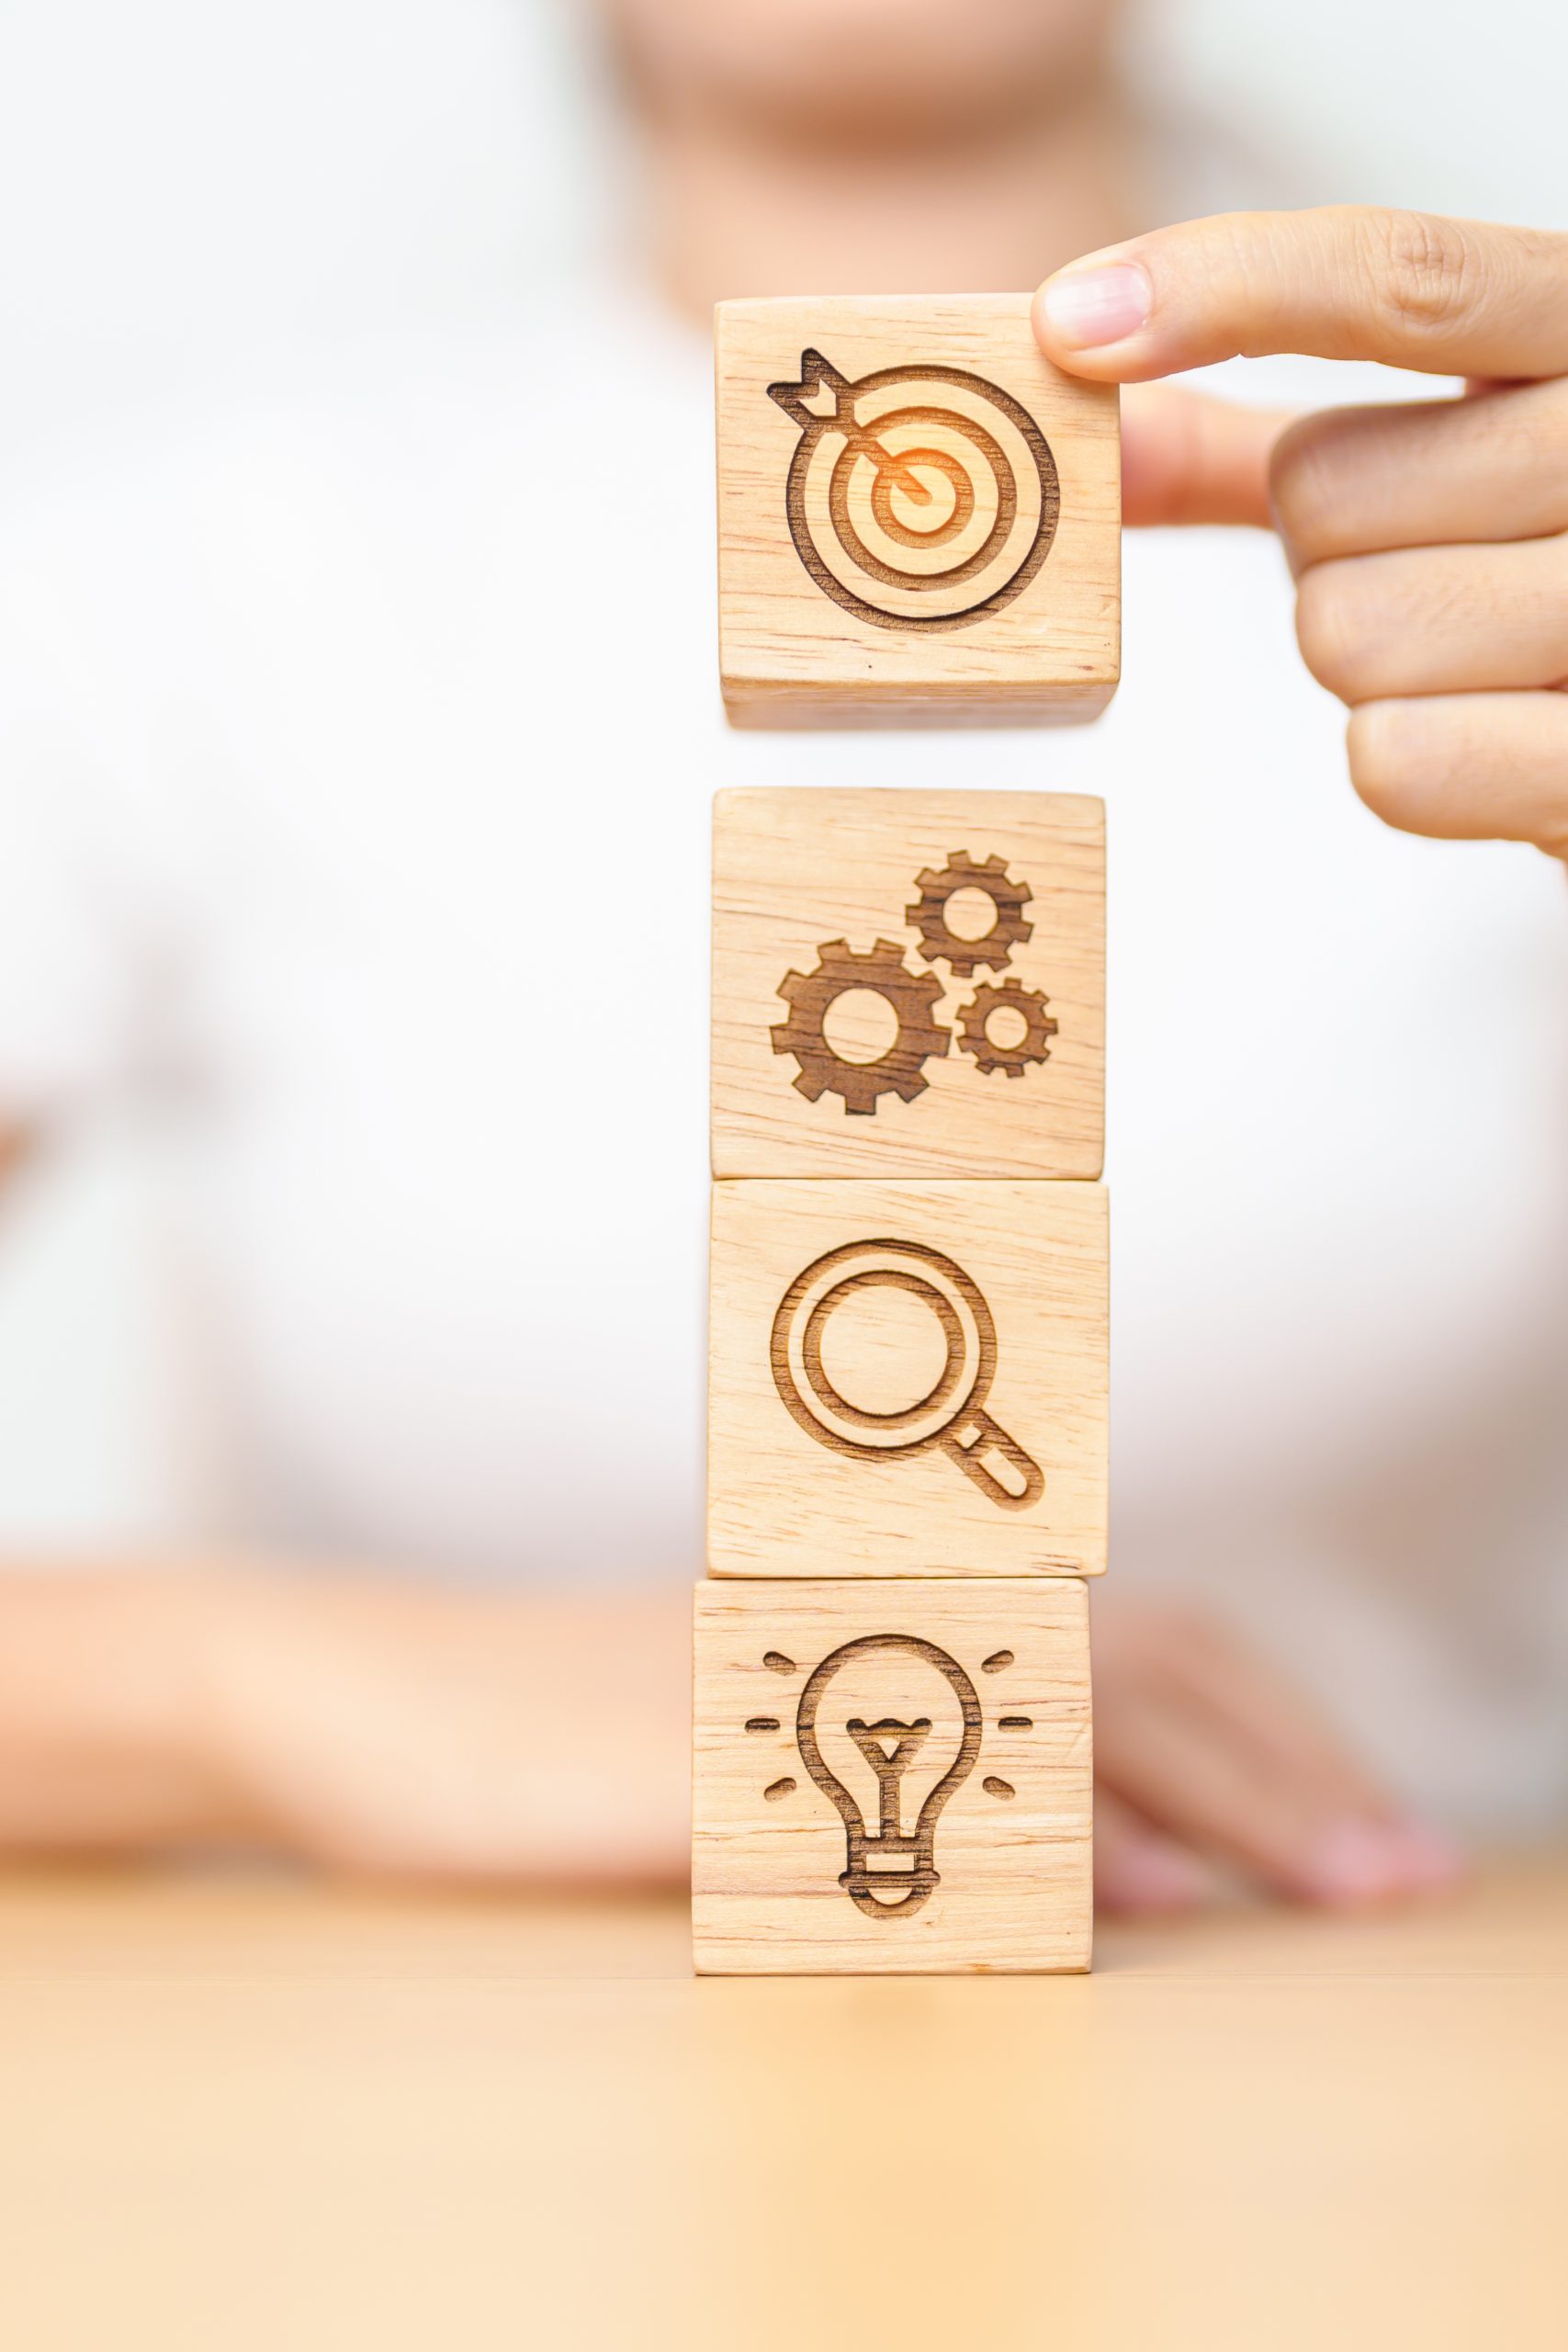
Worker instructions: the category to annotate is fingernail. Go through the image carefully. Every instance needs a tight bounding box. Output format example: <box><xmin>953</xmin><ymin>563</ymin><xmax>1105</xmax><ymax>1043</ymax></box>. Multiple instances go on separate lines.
<box><xmin>1301</xmin><ymin>1819</ymin><xmax>1403</xmax><ymax>1906</ymax></box>
<box><xmin>1386</xmin><ymin>1822</ymin><xmax>1466</xmax><ymax>1892</ymax></box>
<box><xmin>1039</xmin><ymin>262</ymin><xmax>1152</xmax><ymax>349</ymax></box>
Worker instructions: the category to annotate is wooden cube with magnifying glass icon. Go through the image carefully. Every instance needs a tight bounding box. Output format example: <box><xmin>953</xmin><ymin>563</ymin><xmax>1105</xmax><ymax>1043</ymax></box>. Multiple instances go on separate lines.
<box><xmin>707</xmin><ymin>1177</ymin><xmax>1108</xmax><ymax>1580</ymax></box>
<box><xmin>692</xmin><ymin>1577</ymin><xmax>1092</xmax><ymax>1973</ymax></box>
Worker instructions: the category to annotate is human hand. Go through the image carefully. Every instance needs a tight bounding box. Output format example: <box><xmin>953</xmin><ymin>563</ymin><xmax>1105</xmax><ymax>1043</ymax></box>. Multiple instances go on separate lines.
<box><xmin>210</xmin><ymin>1575</ymin><xmax>692</xmax><ymax>1888</ymax></box>
<box><xmin>1091</xmin><ymin>1599</ymin><xmax>1463</xmax><ymax>1916</ymax></box>
<box><xmin>1033</xmin><ymin>207</ymin><xmax>1568</xmax><ymax>858</ymax></box>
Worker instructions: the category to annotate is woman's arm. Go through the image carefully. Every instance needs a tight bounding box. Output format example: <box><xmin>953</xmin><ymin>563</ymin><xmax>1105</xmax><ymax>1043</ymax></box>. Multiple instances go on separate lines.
<box><xmin>0</xmin><ymin>1564</ymin><xmax>1458</xmax><ymax>1907</ymax></box>
<box><xmin>0</xmin><ymin>1567</ymin><xmax>243</xmax><ymax>1852</ymax></box>
<box><xmin>0</xmin><ymin>1565</ymin><xmax>694</xmax><ymax>1883</ymax></box>
<box><xmin>0</xmin><ymin>1127</ymin><xmax>1455</xmax><ymax>1908</ymax></box>
<box><xmin>0</xmin><ymin>1111</ymin><xmax>637</xmax><ymax>1889</ymax></box>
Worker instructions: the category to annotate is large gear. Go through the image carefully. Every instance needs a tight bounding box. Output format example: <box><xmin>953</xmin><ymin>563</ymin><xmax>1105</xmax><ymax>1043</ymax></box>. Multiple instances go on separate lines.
<box><xmin>906</xmin><ymin>850</ymin><xmax>1033</xmax><ymax>977</ymax></box>
<box><xmin>956</xmin><ymin>978</ymin><xmax>1057</xmax><ymax>1079</ymax></box>
<box><xmin>772</xmin><ymin>939</ymin><xmax>949</xmax><ymax>1115</ymax></box>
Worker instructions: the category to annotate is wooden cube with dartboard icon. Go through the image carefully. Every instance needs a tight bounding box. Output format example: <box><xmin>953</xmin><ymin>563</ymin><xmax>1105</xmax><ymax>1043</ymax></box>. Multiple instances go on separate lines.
<box><xmin>712</xmin><ymin>786</ymin><xmax>1104</xmax><ymax>1180</ymax></box>
<box><xmin>708</xmin><ymin>1179</ymin><xmax>1108</xmax><ymax>1579</ymax></box>
<box><xmin>693</xmin><ymin>1578</ymin><xmax>1091</xmax><ymax>1973</ymax></box>
<box><xmin>716</xmin><ymin>294</ymin><xmax>1120</xmax><ymax>727</ymax></box>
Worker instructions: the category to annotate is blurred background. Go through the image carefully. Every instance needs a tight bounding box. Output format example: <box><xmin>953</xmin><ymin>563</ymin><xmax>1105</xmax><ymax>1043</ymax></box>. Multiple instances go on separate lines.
<box><xmin>2</xmin><ymin>22</ymin><xmax>1564</xmax><ymax>2324</ymax></box>
<box><xmin>1</xmin><ymin>0</ymin><xmax>1563</xmax><ymax>1548</ymax></box>
<box><xmin>1</xmin><ymin>0</ymin><xmax>1566</xmax><ymax>1885</ymax></box>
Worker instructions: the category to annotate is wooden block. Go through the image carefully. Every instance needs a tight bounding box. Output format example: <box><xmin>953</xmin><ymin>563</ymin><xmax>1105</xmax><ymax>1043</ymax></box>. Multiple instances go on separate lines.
<box><xmin>712</xmin><ymin>786</ymin><xmax>1103</xmax><ymax>1180</ymax></box>
<box><xmin>693</xmin><ymin>1577</ymin><xmax>1091</xmax><ymax>1973</ymax></box>
<box><xmin>708</xmin><ymin>1179</ymin><xmax>1108</xmax><ymax>1577</ymax></box>
<box><xmin>716</xmin><ymin>293</ymin><xmax>1120</xmax><ymax>728</ymax></box>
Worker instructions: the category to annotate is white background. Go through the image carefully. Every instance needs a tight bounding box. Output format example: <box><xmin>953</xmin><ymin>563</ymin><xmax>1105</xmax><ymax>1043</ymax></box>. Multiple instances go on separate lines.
<box><xmin>0</xmin><ymin>0</ymin><xmax>1563</xmax><ymax>1539</ymax></box>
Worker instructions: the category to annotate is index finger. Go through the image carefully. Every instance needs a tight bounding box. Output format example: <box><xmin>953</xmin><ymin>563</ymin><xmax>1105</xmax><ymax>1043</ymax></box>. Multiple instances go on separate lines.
<box><xmin>1032</xmin><ymin>206</ymin><xmax>1568</xmax><ymax>384</ymax></box>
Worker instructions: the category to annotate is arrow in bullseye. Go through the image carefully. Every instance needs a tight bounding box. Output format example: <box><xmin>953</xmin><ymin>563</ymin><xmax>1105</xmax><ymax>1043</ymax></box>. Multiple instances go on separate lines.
<box><xmin>767</xmin><ymin>348</ymin><xmax>930</xmax><ymax>502</ymax></box>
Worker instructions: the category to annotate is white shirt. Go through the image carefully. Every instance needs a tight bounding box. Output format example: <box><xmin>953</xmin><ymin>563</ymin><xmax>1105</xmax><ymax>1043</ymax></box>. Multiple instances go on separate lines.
<box><xmin>3</xmin><ymin>291</ymin><xmax>1565</xmax><ymax>1830</ymax></box>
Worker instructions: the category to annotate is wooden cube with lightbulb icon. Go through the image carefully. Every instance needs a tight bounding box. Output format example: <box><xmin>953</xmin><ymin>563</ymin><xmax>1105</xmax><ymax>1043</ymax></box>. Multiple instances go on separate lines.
<box><xmin>716</xmin><ymin>293</ymin><xmax>1120</xmax><ymax>727</ymax></box>
<box><xmin>707</xmin><ymin>1177</ymin><xmax>1108</xmax><ymax>1580</ymax></box>
<box><xmin>711</xmin><ymin>786</ymin><xmax>1104</xmax><ymax>1181</ymax></box>
<box><xmin>692</xmin><ymin>1578</ymin><xmax>1091</xmax><ymax>1973</ymax></box>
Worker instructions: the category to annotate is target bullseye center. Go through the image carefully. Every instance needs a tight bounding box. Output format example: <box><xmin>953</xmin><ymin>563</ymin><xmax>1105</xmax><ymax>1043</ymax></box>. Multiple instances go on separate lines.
<box><xmin>890</xmin><ymin>469</ymin><xmax>958</xmax><ymax>534</ymax></box>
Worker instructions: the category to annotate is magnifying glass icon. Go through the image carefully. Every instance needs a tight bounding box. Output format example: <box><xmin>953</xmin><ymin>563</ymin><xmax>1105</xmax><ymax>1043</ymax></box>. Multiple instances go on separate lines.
<box><xmin>769</xmin><ymin>1238</ymin><xmax>1045</xmax><ymax>1512</ymax></box>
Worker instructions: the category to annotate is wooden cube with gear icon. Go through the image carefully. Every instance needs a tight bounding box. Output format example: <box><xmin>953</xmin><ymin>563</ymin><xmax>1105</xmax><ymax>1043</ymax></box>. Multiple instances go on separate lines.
<box><xmin>711</xmin><ymin>787</ymin><xmax>1103</xmax><ymax>1180</ymax></box>
<box><xmin>708</xmin><ymin>1177</ymin><xmax>1108</xmax><ymax>1579</ymax></box>
<box><xmin>692</xmin><ymin>1577</ymin><xmax>1092</xmax><ymax>1973</ymax></box>
<box><xmin>716</xmin><ymin>293</ymin><xmax>1120</xmax><ymax>727</ymax></box>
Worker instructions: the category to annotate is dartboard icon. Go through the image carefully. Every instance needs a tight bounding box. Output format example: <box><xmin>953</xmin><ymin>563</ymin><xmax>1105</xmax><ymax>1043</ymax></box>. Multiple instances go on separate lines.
<box><xmin>766</xmin><ymin>348</ymin><xmax>1060</xmax><ymax>633</ymax></box>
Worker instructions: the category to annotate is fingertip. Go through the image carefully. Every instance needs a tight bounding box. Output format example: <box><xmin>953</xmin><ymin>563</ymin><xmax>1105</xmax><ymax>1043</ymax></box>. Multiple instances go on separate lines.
<box><xmin>1032</xmin><ymin>258</ymin><xmax>1155</xmax><ymax>377</ymax></box>
<box><xmin>1386</xmin><ymin>1822</ymin><xmax>1467</xmax><ymax>1894</ymax></box>
<box><xmin>1096</xmin><ymin>1837</ymin><xmax>1213</xmax><ymax>1917</ymax></box>
<box><xmin>1296</xmin><ymin>1817</ymin><xmax>1466</xmax><ymax>1908</ymax></box>
<box><xmin>1121</xmin><ymin>384</ymin><xmax>1283</xmax><ymax>528</ymax></box>
<box><xmin>1297</xmin><ymin>1819</ymin><xmax>1402</xmax><ymax>1906</ymax></box>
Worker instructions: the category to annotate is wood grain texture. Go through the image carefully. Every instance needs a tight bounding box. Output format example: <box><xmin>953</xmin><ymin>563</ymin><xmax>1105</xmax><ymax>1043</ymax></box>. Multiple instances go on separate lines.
<box><xmin>708</xmin><ymin>1179</ymin><xmax>1108</xmax><ymax>1577</ymax></box>
<box><xmin>5</xmin><ymin>1860</ymin><xmax>1564</xmax><ymax>2347</ymax></box>
<box><xmin>712</xmin><ymin>786</ymin><xmax>1103</xmax><ymax>1179</ymax></box>
<box><xmin>716</xmin><ymin>294</ymin><xmax>1120</xmax><ymax>728</ymax></box>
<box><xmin>693</xmin><ymin>1577</ymin><xmax>1091</xmax><ymax>1973</ymax></box>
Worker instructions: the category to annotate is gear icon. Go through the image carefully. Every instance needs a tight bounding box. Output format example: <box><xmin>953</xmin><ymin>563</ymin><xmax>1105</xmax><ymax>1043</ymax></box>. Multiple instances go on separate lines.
<box><xmin>956</xmin><ymin>978</ymin><xmax>1057</xmax><ymax>1079</ymax></box>
<box><xmin>906</xmin><ymin>851</ymin><xmax>1033</xmax><ymax>977</ymax></box>
<box><xmin>773</xmin><ymin>940</ymin><xmax>949</xmax><ymax>1115</ymax></box>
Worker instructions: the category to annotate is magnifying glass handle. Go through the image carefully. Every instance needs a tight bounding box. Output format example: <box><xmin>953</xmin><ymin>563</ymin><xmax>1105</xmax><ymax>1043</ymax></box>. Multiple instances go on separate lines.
<box><xmin>939</xmin><ymin>1411</ymin><xmax>1044</xmax><ymax>1511</ymax></box>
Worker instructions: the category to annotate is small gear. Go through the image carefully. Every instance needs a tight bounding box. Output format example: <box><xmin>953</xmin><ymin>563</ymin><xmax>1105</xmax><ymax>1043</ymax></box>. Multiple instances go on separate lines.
<box><xmin>906</xmin><ymin>851</ymin><xmax>1033</xmax><ymax>977</ymax></box>
<box><xmin>772</xmin><ymin>939</ymin><xmax>949</xmax><ymax>1115</ymax></box>
<box><xmin>956</xmin><ymin>978</ymin><xmax>1057</xmax><ymax>1079</ymax></box>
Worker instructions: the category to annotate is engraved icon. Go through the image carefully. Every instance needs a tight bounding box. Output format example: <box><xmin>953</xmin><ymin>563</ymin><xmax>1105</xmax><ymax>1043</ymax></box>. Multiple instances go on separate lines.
<box><xmin>772</xmin><ymin>939</ymin><xmax>949</xmax><ymax>1115</ymax></box>
<box><xmin>906</xmin><ymin>850</ymin><xmax>1033</xmax><ymax>975</ymax></box>
<box><xmin>743</xmin><ymin>1640</ymin><xmax>1033</xmax><ymax>1923</ymax></box>
<box><xmin>957</xmin><ymin>978</ymin><xmax>1057</xmax><ymax>1078</ymax></box>
<box><xmin>767</xmin><ymin>351</ymin><xmax>1060</xmax><ymax>632</ymax></box>
<box><xmin>771</xmin><ymin>853</ymin><xmax>1053</xmax><ymax>1116</ymax></box>
<box><xmin>795</xmin><ymin>1635</ymin><xmax>982</xmax><ymax>1918</ymax></box>
<box><xmin>769</xmin><ymin>1238</ymin><xmax>1045</xmax><ymax>1510</ymax></box>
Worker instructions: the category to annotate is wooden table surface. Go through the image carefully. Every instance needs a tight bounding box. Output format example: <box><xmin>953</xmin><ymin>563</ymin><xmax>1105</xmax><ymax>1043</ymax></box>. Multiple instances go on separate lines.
<box><xmin>3</xmin><ymin>1854</ymin><xmax>1564</xmax><ymax>2350</ymax></box>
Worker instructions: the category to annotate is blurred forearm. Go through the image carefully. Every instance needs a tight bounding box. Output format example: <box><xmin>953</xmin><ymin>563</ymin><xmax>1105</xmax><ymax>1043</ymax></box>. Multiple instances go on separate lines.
<box><xmin>0</xmin><ymin>1565</ymin><xmax>693</xmax><ymax>1883</ymax></box>
<box><xmin>0</xmin><ymin>1562</ymin><xmax>1455</xmax><ymax>1912</ymax></box>
<box><xmin>0</xmin><ymin>1569</ymin><xmax>245</xmax><ymax>1851</ymax></box>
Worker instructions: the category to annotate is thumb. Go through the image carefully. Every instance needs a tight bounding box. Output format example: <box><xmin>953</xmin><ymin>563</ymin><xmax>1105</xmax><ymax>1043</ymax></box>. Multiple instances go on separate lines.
<box><xmin>1121</xmin><ymin>385</ymin><xmax>1288</xmax><ymax>528</ymax></box>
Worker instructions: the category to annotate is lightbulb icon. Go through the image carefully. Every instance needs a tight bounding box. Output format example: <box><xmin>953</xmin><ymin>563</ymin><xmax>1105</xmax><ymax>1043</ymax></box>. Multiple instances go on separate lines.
<box><xmin>795</xmin><ymin>1634</ymin><xmax>983</xmax><ymax>1919</ymax></box>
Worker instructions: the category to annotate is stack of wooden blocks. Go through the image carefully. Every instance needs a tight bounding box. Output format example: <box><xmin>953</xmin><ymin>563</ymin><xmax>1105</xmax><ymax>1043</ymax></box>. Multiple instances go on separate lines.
<box><xmin>693</xmin><ymin>295</ymin><xmax>1120</xmax><ymax>1974</ymax></box>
